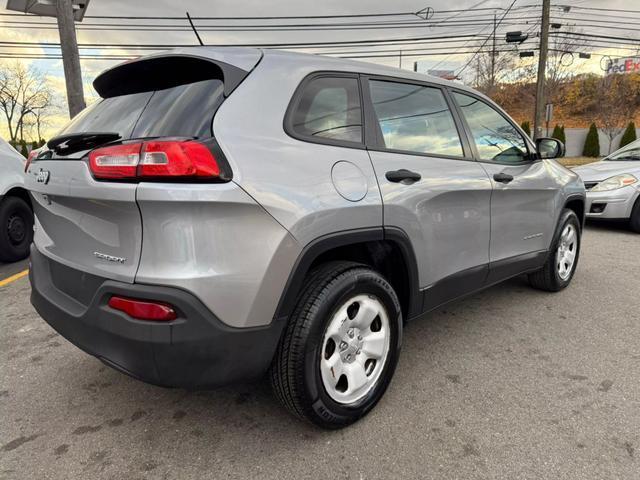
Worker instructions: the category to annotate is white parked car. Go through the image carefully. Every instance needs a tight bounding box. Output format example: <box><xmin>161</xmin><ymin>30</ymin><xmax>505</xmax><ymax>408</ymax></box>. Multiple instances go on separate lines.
<box><xmin>0</xmin><ymin>138</ymin><xmax>34</xmax><ymax>261</ymax></box>
<box><xmin>573</xmin><ymin>139</ymin><xmax>640</xmax><ymax>232</ymax></box>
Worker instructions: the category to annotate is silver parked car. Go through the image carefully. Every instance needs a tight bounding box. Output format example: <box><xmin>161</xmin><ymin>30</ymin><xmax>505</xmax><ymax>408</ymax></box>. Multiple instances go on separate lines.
<box><xmin>573</xmin><ymin>139</ymin><xmax>640</xmax><ymax>232</ymax></box>
<box><xmin>25</xmin><ymin>48</ymin><xmax>585</xmax><ymax>428</ymax></box>
<box><xmin>0</xmin><ymin>138</ymin><xmax>34</xmax><ymax>262</ymax></box>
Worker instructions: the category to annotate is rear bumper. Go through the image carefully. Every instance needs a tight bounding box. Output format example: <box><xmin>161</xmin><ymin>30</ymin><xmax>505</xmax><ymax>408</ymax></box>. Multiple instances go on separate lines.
<box><xmin>29</xmin><ymin>247</ymin><xmax>285</xmax><ymax>388</ymax></box>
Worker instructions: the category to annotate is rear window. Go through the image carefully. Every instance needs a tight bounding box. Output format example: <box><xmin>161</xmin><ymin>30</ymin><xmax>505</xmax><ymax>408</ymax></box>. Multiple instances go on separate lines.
<box><xmin>57</xmin><ymin>78</ymin><xmax>224</xmax><ymax>141</ymax></box>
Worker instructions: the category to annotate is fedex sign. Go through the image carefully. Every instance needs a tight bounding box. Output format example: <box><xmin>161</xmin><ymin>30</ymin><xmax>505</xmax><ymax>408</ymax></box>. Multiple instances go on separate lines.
<box><xmin>606</xmin><ymin>57</ymin><xmax>640</xmax><ymax>75</ymax></box>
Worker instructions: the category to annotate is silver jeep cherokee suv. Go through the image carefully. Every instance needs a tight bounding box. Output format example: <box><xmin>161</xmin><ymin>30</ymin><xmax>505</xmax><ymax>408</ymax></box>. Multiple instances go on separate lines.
<box><xmin>26</xmin><ymin>47</ymin><xmax>585</xmax><ymax>428</ymax></box>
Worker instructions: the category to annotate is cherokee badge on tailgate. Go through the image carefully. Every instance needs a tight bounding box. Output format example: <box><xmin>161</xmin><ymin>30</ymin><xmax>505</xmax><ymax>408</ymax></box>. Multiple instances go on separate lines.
<box><xmin>93</xmin><ymin>251</ymin><xmax>126</xmax><ymax>264</ymax></box>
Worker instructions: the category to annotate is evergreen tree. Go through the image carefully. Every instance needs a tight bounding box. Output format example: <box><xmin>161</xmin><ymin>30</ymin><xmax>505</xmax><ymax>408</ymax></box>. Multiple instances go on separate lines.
<box><xmin>551</xmin><ymin>124</ymin><xmax>563</xmax><ymax>141</ymax></box>
<box><xmin>619</xmin><ymin>122</ymin><xmax>637</xmax><ymax>148</ymax></box>
<box><xmin>558</xmin><ymin>125</ymin><xmax>566</xmax><ymax>144</ymax></box>
<box><xmin>521</xmin><ymin>121</ymin><xmax>531</xmax><ymax>138</ymax></box>
<box><xmin>19</xmin><ymin>140</ymin><xmax>28</xmax><ymax>158</ymax></box>
<box><xmin>582</xmin><ymin>123</ymin><xmax>600</xmax><ymax>157</ymax></box>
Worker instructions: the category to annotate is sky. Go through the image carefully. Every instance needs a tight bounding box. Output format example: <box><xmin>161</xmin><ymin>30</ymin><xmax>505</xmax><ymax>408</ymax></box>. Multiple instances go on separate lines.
<box><xmin>1</xmin><ymin>0</ymin><xmax>639</xmax><ymax>140</ymax></box>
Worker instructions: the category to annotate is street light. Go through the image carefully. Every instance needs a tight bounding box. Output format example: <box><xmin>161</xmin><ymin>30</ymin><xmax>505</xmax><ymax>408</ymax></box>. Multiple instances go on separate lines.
<box><xmin>5</xmin><ymin>0</ymin><xmax>90</xmax><ymax>118</ymax></box>
<box><xmin>505</xmin><ymin>31</ymin><xmax>529</xmax><ymax>44</ymax></box>
<box><xmin>6</xmin><ymin>0</ymin><xmax>90</xmax><ymax>20</ymax></box>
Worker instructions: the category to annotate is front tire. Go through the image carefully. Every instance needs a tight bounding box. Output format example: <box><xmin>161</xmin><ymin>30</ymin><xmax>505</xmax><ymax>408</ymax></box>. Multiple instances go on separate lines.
<box><xmin>270</xmin><ymin>261</ymin><xmax>402</xmax><ymax>429</ymax></box>
<box><xmin>528</xmin><ymin>208</ymin><xmax>581</xmax><ymax>292</ymax></box>
<box><xmin>629</xmin><ymin>196</ymin><xmax>640</xmax><ymax>233</ymax></box>
<box><xmin>0</xmin><ymin>196</ymin><xmax>33</xmax><ymax>263</ymax></box>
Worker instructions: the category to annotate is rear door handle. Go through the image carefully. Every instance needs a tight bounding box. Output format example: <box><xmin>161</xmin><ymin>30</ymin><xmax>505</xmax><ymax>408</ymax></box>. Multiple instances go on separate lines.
<box><xmin>493</xmin><ymin>172</ymin><xmax>514</xmax><ymax>184</ymax></box>
<box><xmin>385</xmin><ymin>169</ymin><xmax>421</xmax><ymax>184</ymax></box>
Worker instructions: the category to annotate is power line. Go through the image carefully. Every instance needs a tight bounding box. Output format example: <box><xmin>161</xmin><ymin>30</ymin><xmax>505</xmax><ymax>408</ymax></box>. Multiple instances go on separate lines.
<box><xmin>457</xmin><ymin>0</ymin><xmax>519</xmax><ymax>76</ymax></box>
<box><xmin>0</xmin><ymin>9</ymin><xmax>541</xmax><ymax>28</ymax></box>
<box><xmin>0</xmin><ymin>36</ymin><xmax>505</xmax><ymax>51</ymax></box>
<box><xmin>562</xmin><ymin>5</ymin><xmax>640</xmax><ymax>15</ymax></box>
<box><xmin>0</xmin><ymin>5</ymin><xmax>540</xmax><ymax>21</ymax></box>
<box><xmin>0</xmin><ymin>21</ymin><xmax>539</xmax><ymax>32</ymax></box>
<box><xmin>0</xmin><ymin>33</ymin><xmax>497</xmax><ymax>49</ymax></box>
<box><xmin>549</xmin><ymin>31</ymin><xmax>640</xmax><ymax>44</ymax></box>
<box><xmin>0</xmin><ymin>48</ymin><xmax>534</xmax><ymax>61</ymax></box>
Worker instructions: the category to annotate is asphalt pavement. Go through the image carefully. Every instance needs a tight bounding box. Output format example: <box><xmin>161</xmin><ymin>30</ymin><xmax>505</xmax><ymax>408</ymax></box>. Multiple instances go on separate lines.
<box><xmin>1</xmin><ymin>223</ymin><xmax>638</xmax><ymax>480</ymax></box>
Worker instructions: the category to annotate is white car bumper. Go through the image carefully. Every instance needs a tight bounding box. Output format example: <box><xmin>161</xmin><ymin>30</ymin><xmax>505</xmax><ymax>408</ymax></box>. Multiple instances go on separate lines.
<box><xmin>585</xmin><ymin>185</ymin><xmax>639</xmax><ymax>219</ymax></box>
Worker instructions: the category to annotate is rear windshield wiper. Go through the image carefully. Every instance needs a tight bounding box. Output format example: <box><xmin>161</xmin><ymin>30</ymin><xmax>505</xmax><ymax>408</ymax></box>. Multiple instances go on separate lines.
<box><xmin>47</xmin><ymin>132</ymin><xmax>121</xmax><ymax>155</ymax></box>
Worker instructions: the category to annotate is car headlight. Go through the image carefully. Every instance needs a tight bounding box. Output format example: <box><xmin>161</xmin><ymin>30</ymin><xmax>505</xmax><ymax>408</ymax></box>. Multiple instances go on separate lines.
<box><xmin>590</xmin><ymin>174</ymin><xmax>637</xmax><ymax>192</ymax></box>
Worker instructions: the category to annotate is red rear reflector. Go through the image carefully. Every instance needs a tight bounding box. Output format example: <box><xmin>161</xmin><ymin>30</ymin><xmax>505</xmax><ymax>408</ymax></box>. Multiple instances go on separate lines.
<box><xmin>88</xmin><ymin>140</ymin><xmax>220</xmax><ymax>180</ymax></box>
<box><xmin>108</xmin><ymin>296</ymin><xmax>177</xmax><ymax>321</ymax></box>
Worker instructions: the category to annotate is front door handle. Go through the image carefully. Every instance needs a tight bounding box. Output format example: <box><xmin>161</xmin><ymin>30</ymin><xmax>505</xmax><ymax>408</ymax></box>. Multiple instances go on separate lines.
<box><xmin>386</xmin><ymin>169</ymin><xmax>422</xmax><ymax>184</ymax></box>
<box><xmin>493</xmin><ymin>172</ymin><xmax>514</xmax><ymax>184</ymax></box>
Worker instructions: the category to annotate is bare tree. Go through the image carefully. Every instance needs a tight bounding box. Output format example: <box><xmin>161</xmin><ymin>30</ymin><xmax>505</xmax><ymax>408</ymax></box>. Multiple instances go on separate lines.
<box><xmin>545</xmin><ymin>28</ymin><xmax>591</xmax><ymax>101</ymax></box>
<box><xmin>472</xmin><ymin>48</ymin><xmax>519</xmax><ymax>97</ymax></box>
<box><xmin>595</xmin><ymin>75</ymin><xmax>640</xmax><ymax>154</ymax></box>
<box><xmin>0</xmin><ymin>61</ymin><xmax>54</xmax><ymax>143</ymax></box>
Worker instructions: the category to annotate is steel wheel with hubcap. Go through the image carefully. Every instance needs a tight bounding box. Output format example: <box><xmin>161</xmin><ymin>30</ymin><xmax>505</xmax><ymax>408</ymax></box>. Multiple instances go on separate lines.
<box><xmin>270</xmin><ymin>261</ymin><xmax>402</xmax><ymax>429</ymax></box>
<box><xmin>320</xmin><ymin>294</ymin><xmax>390</xmax><ymax>405</ymax></box>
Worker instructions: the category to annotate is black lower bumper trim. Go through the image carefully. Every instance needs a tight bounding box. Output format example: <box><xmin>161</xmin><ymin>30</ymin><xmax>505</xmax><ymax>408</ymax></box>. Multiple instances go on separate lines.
<box><xmin>29</xmin><ymin>246</ymin><xmax>286</xmax><ymax>388</ymax></box>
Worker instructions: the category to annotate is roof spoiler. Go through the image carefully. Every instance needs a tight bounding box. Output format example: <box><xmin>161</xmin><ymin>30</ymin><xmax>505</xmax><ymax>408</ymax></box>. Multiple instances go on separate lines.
<box><xmin>93</xmin><ymin>54</ymin><xmax>254</xmax><ymax>98</ymax></box>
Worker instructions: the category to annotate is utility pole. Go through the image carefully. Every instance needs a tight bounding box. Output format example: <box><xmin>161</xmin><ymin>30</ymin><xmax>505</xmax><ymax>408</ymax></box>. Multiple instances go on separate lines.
<box><xmin>533</xmin><ymin>0</ymin><xmax>551</xmax><ymax>140</ymax></box>
<box><xmin>490</xmin><ymin>13</ymin><xmax>496</xmax><ymax>92</ymax></box>
<box><xmin>56</xmin><ymin>0</ymin><xmax>85</xmax><ymax>118</ymax></box>
<box><xmin>6</xmin><ymin>0</ymin><xmax>90</xmax><ymax>118</ymax></box>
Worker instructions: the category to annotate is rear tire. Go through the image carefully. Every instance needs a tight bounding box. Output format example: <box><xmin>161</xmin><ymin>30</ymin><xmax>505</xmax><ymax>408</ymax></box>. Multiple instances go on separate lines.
<box><xmin>629</xmin><ymin>196</ymin><xmax>640</xmax><ymax>233</ymax></box>
<box><xmin>0</xmin><ymin>196</ymin><xmax>33</xmax><ymax>262</ymax></box>
<box><xmin>528</xmin><ymin>208</ymin><xmax>581</xmax><ymax>292</ymax></box>
<box><xmin>270</xmin><ymin>261</ymin><xmax>402</xmax><ymax>429</ymax></box>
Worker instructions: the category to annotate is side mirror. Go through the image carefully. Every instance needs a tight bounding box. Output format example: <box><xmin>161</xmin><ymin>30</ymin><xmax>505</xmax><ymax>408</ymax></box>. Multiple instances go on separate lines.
<box><xmin>536</xmin><ymin>137</ymin><xmax>565</xmax><ymax>159</ymax></box>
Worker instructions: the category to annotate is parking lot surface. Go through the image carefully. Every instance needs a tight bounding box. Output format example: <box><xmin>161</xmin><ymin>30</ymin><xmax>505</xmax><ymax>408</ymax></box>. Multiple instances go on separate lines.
<box><xmin>1</xmin><ymin>224</ymin><xmax>638</xmax><ymax>480</ymax></box>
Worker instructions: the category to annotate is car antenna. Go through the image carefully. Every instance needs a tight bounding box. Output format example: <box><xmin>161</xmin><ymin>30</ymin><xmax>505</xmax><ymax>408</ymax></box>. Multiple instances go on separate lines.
<box><xmin>186</xmin><ymin>12</ymin><xmax>205</xmax><ymax>46</ymax></box>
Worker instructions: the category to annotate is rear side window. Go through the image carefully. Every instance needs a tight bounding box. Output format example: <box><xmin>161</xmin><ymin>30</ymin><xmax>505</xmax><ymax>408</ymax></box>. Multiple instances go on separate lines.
<box><xmin>289</xmin><ymin>76</ymin><xmax>363</xmax><ymax>144</ymax></box>
<box><xmin>369</xmin><ymin>80</ymin><xmax>463</xmax><ymax>157</ymax></box>
<box><xmin>133</xmin><ymin>79</ymin><xmax>223</xmax><ymax>138</ymax></box>
<box><xmin>452</xmin><ymin>92</ymin><xmax>528</xmax><ymax>164</ymax></box>
<box><xmin>57</xmin><ymin>78</ymin><xmax>224</xmax><ymax>141</ymax></box>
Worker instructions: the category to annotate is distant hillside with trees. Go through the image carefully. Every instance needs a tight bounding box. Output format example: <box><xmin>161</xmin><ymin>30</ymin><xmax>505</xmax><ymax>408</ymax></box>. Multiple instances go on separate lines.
<box><xmin>489</xmin><ymin>73</ymin><xmax>640</xmax><ymax>129</ymax></box>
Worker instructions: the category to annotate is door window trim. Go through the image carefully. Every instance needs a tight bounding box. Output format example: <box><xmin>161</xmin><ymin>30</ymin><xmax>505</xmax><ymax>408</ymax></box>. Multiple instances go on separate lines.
<box><xmin>283</xmin><ymin>71</ymin><xmax>367</xmax><ymax>150</ymax></box>
<box><xmin>361</xmin><ymin>74</ymin><xmax>475</xmax><ymax>162</ymax></box>
<box><xmin>448</xmin><ymin>87</ymin><xmax>538</xmax><ymax>165</ymax></box>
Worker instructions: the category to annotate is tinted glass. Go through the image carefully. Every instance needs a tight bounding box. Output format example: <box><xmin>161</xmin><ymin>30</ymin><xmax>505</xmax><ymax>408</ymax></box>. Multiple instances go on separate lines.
<box><xmin>133</xmin><ymin>79</ymin><xmax>223</xmax><ymax>139</ymax></box>
<box><xmin>369</xmin><ymin>80</ymin><xmax>463</xmax><ymax>157</ymax></box>
<box><xmin>291</xmin><ymin>76</ymin><xmax>362</xmax><ymax>143</ymax></box>
<box><xmin>57</xmin><ymin>92</ymin><xmax>152</xmax><ymax>140</ymax></box>
<box><xmin>453</xmin><ymin>92</ymin><xmax>527</xmax><ymax>163</ymax></box>
<box><xmin>57</xmin><ymin>79</ymin><xmax>224</xmax><ymax>140</ymax></box>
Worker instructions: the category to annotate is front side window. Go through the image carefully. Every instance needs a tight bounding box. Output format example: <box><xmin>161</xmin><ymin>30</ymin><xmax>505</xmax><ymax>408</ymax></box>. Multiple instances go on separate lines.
<box><xmin>290</xmin><ymin>76</ymin><xmax>362</xmax><ymax>144</ymax></box>
<box><xmin>452</xmin><ymin>92</ymin><xmax>528</xmax><ymax>164</ymax></box>
<box><xmin>369</xmin><ymin>80</ymin><xmax>463</xmax><ymax>157</ymax></box>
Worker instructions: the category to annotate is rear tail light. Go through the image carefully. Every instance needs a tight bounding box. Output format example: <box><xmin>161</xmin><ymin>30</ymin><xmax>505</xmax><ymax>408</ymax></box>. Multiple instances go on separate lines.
<box><xmin>108</xmin><ymin>295</ymin><xmax>177</xmax><ymax>322</ymax></box>
<box><xmin>88</xmin><ymin>139</ymin><xmax>228</xmax><ymax>181</ymax></box>
<box><xmin>89</xmin><ymin>143</ymin><xmax>141</xmax><ymax>179</ymax></box>
<box><xmin>25</xmin><ymin>149</ymin><xmax>38</xmax><ymax>172</ymax></box>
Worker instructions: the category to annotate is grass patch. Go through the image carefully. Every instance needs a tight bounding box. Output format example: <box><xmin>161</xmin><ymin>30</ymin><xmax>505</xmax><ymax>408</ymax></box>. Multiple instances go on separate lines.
<box><xmin>558</xmin><ymin>156</ymin><xmax>600</xmax><ymax>167</ymax></box>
